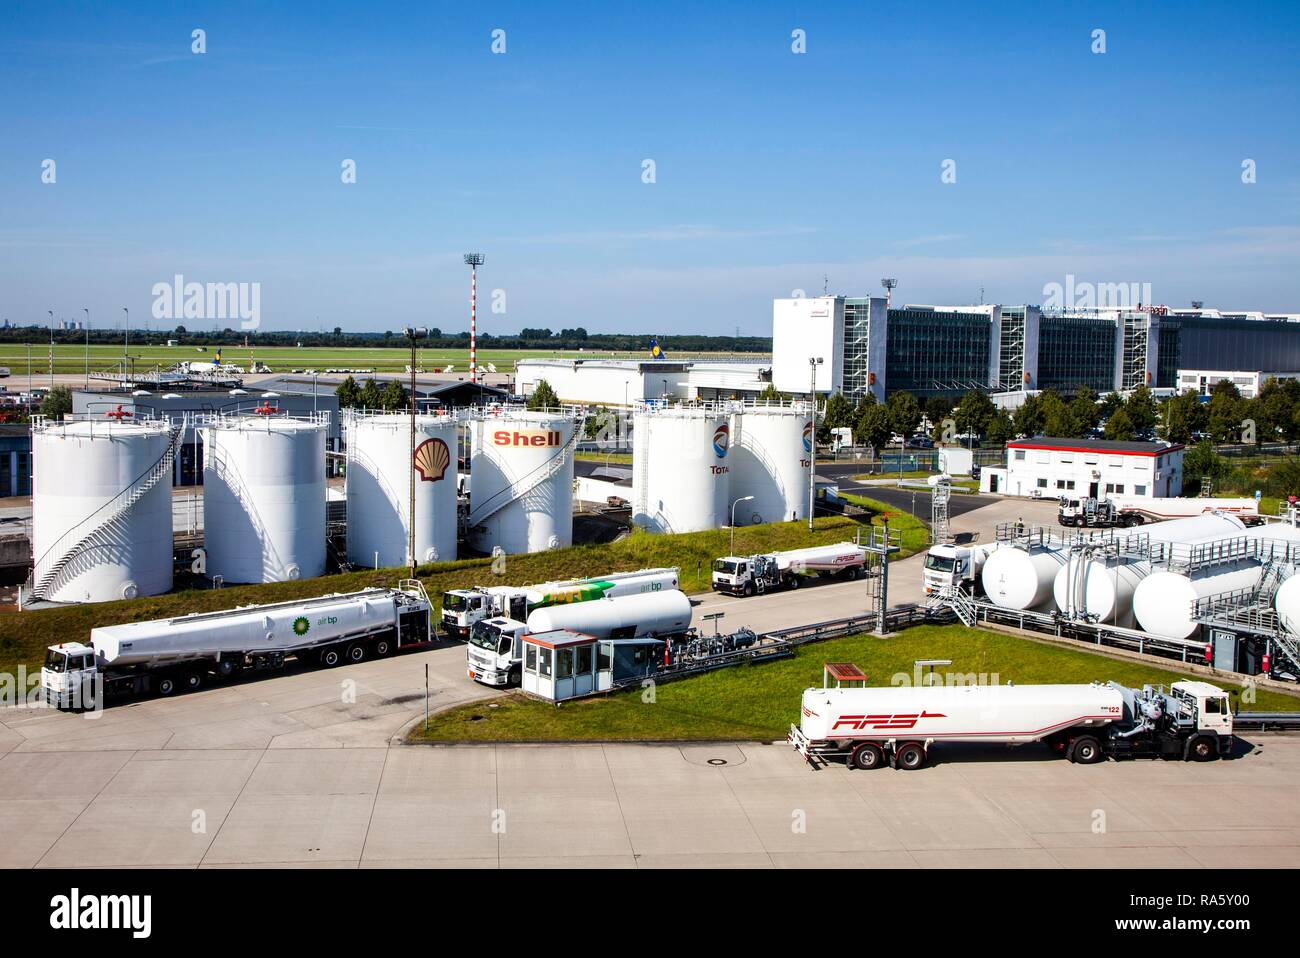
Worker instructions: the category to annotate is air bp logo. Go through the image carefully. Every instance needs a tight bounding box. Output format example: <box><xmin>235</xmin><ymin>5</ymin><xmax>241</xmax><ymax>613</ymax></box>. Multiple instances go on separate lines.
<box><xmin>292</xmin><ymin>616</ymin><xmax>310</xmax><ymax>636</ymax></box>
<box><xmin>801</xmin><ymin>421</ymin><xmax>814</xmax><ymax>454</ymax></box>
<box><xmin>712</xmin><ymin>423</ymin><xmax>730</xmax><ymax>458</ymax></box>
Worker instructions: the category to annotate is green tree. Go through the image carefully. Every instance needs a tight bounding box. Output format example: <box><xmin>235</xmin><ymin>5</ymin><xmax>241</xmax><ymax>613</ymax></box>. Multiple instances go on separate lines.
<box><xmin>986</xmin><ymin>409</ymin><xmax>1015</xmax><ymax>445</ymax></box>
<box><xmin>39</xmin><ymin>386</ymin><xmax>73</xmax><ymax>420</ymax></box>
<box><xmin>924</xmin><ymin>395</ymin><xmax>953</xmax><ymax>435</ymax></box>
<box><xmin>526</xmin><ymin>379</ymin><xmax>560</xmax><ymax>411</ymax></box>
<box><xmin>1039</xmin><ymin>390</ymin><xmax>1076</xmax><ymax>437</ymax></box>
<box><xmin>856</xmin><ymin>404</ymin><xmax>893</xmax><ymax>452</ymax></box>
<box><xmin>755</xmin><ymin>383</ymin><xmax>788</xmax><ymax>403</ymax></box>
<box><xmin>335</xmin><ymin>375</ymin><xmax>360</xmax><ymax>409</ymax></box>
<box><xmin>819</xmin><ymin>392</ymin><xmax>854</xmax><ymax>442</ymax></box>
<box><xmin>358</xmin><ymin>377</ymin><xmax>384</xmax><ymax>410</ymax></box>
<box><xmin>885</xmin><ymin>391</ymin><xmax>922</xmax><ymax>438</ymax></box>
<box><xmin>1125</xmin><ymin>384</ymin><xmax>1158</xmax><ymax>437</ymax></box>
<box><xmin>1104</xmin><ymin>406</ymin><xmax>1136</xmax><ymax>441</ymax></box>
<box><xmin>1012</xmin><ymin>393</ymin><xmax>1044</xmax><ymax>438</ymax></box>
<box><xmin>1183</xmin><ymin>439</ymin><xmax>1234</xmax><ymax>496</ymax></box>
<box><xmin>379</xmin><ymin>380</ymin><xmax>408</xmax><ymax>411</ymax></box>
<box><xmin>953</xmin><ymin>389</ymin><xmax>995</xmax><ymax>440</ymax></box>
<box><xmin>1070</xmin><ymin>386</ymin><xmax>1100</xmax><ymax>434</ymax></box>
<box><xmin>584</xmin><ymin>406</ymin><xmax>616</xmax><ymax>439</ymax></box>
<box><xmin>1160</xmin><ymin>389</ymin><xmax>1203</xmax><ymax>443</ymax></box>
<box><xmin>1099</xmin><ymin>391</ymin><xmax>1125</xmax><ymax>419</ymax></box>
<box><xmin>1206</xmin><ymin>380</ymin><xmax>1242</xmax><ymax>442</ymax></box>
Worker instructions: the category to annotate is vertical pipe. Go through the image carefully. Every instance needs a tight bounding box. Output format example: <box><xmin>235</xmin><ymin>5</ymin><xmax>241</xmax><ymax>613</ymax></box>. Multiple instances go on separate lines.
<box><xmin>469</xmin><ymin>264</ymin><xmax>477</xmax><ymax>383</ymax></box>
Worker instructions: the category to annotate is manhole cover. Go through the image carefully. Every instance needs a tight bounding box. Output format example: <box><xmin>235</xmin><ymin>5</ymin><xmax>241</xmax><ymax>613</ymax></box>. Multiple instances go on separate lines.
<box><xmin>707</xmin><ymin>758</ymin><xmax>728</xmax><ymax>766</ymax></box>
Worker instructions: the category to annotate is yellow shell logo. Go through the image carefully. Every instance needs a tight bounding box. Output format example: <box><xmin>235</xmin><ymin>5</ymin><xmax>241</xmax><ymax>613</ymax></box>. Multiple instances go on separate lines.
<box><xmin>414</xmin><ymin>438</ymin><xmax>451</xmax><ymax>482</ymax></box>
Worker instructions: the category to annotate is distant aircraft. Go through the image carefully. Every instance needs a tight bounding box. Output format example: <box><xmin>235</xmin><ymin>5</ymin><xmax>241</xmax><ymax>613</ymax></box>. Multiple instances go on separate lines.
<box><xmin>649</xmin><ymin>338</ymin><xmax>666</xmax><ymax>360</ymax></box>
<box><xmin>486</xmin><ymin>363</ymin><xmax>498</xmax><ymax>373</ymax></box>
<box><xmin>214</xmin><ymin>348</ymin><xmax>223</xmax><ymax>365</ymax></box>
<box><xmin>442</xmin><ymin>364</ymin><xmax>455</xmax><ymax>373</ymax></box>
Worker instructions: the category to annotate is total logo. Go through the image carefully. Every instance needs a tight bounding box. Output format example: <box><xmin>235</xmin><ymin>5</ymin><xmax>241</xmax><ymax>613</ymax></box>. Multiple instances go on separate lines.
<box><xmin>801</xmin><ymin>421</ymin><xmax>813</xmax><ymax>455</ymax></box>
<box><xmin>712</xmin><ymin>423</ymin><xmax>730</xmax><ymax>458</ymax></box>
<box><xmin>831</xmin><ymin>710</ymin><xmax>947</xmax><ymax>732</ymax></box>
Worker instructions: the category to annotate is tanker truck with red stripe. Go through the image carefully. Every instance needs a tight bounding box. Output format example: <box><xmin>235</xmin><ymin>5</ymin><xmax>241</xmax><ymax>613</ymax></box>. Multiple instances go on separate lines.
<box><xmin>789</xmin><ymin>672</ymin><xmax>1234</xmax><ymax>770</ymax></box>
<box><xmin>711</xmin><ymin>543</ymin><xmax>867</xmax><ymax>596</ymax></box>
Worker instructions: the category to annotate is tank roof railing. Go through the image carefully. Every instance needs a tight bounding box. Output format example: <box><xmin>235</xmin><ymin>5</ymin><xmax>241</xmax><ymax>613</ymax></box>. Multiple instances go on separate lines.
<box><xmin>196</xmin><ymin>408</ymin><xmax>332</xmax><ymax>429</ymax></box>
<box><xmin>30</xmin><ymin>412</ymin><xmax>179</xmax><ymax>435</ymax></box>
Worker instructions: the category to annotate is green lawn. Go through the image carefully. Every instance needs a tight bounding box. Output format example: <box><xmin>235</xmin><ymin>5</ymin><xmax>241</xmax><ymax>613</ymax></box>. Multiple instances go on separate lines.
<box><xmin>0</xmin><ymin>507</ymin><xmax>907</xmax><ymax>674</ymax></box>
<box><xmin>410</xmin><ymin>624</ymin><xmax>1300</xmax><ymax>743</ymax></box>
<box><xmin>0</xmin><ymin>343</ymin><xmax>755</xmax><ymax>377</ymax></box>
<box><xmin>838</xmin><ymin>493</ymin><xmax>930</xmax><ymax>555</ymax></box>
<box><xmin>575</xmin><ymin>452</ymin><xmax>634</xmax><ymax>465</ymax></box>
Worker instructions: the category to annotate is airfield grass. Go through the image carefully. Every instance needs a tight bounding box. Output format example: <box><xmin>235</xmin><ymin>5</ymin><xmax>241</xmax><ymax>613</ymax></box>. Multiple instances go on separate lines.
<box><xmin>0</xmin><ymin>505</ymin><xmax>919</xmax><ymax>675</ymax></box>
<box><xmin>0</xmin><ymin>343</ymin><xmax>755</xmax><ymax>377</ymax></box>
<box><xmin>574</xmin><ymin>452</ymin><xmax>634</xmax><ymax>464</ymax></box>
<box><xmin>411</xmin><ymin>623</ymin><xmax>1300</xmax><ymax>742</ymax></box>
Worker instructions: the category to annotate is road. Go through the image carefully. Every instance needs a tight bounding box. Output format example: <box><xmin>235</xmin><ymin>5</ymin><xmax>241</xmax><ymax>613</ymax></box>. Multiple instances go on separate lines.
<box><xmin>7</xmin><ymin>493</ymin><xmax>1296</xmax><ymax>868</ymax></box>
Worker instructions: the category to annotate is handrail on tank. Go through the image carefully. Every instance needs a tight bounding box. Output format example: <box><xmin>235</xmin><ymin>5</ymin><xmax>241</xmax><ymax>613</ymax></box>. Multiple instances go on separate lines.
<box><xmin>195</xmin><ymin>408</ymin><xmax>332</xmax><ymax>429</ymax></box>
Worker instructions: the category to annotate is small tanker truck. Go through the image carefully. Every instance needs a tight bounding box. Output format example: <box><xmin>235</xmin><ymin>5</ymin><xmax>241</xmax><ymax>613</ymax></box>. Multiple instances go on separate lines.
<box><xmin>41</xmin><ymin>580</ymin><xmax>434</xmax><ymax>709</ymax></box>
<box><xmin>922</xmin><ymin>542</ymin><xmax>1000</xmax><ymax>597</ymax></box>
<box><xmin>711</xmin><ymin>543</ymin><xmax>867</xmax><ymax>596</ymax></box>
<box><xmin>789</xmin><ymin>673</ymin><xmax>1234</xmax><ymax>770</ymax></box>
<box><xmin>441</xmin><ymin>567</ymin><xmax>679</xmax><ymax>637</ymax></box>
<box><xmin>467</xmin><ymin>589</ymin><xmax>692</xmax><ymax>686</ymax></box>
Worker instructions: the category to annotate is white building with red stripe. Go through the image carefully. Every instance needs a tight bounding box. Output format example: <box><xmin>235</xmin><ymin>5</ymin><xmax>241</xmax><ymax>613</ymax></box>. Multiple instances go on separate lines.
<box><xmin>989</xmin><ymin>437</ymin><xmax>1184</xmax><ymax>500</ymax></box>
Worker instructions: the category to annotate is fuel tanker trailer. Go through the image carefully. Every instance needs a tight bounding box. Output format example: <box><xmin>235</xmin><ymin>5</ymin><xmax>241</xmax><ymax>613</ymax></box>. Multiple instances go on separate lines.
<box><xmin>41</xmin><ymin>580</ymin><xmax>434</xmax><ymax>709</ymax></box>
<box><xmin>711</xmin><ymin>543</ymin><xmax>867</xmax><ymax>596</ymax></box>
<box><xmin>789</xmin><ymin>675</ymin><xmax>1234</xmax><ymax>770</ymax></box>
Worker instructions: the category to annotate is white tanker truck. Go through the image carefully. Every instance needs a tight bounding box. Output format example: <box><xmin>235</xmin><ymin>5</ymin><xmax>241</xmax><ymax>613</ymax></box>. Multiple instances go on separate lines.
<box><xmin>790</xmin><ymin>674</ymin><xmax>1234</xmax><ymax>770</ymax></box>
<box><xmin>467</xmin><ymin>589</ymin><xmax>693</xmax><ymax>686</ymax></box>
<box><xmin>41</xmin><ymin>580</ymin><xmax>434</xmax><ymax>709</ymax></box>
<box><xmin>711</xmin><ymin>543</ymin><xmax>867</xmax><ymax>596</ymax></box>
<box><xmin>441</xmin><ymin>567</ymin><xmax>679</xmax><ymax>638</ymax></box>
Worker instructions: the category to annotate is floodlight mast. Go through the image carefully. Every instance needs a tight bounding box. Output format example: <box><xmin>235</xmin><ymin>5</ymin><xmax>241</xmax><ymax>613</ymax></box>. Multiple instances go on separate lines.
<box><xmin>464</xmin><ymin>253</ymin><xmax>485</xmax><ymax>384</ymax></box>
<box><xmin>881</xmin><ymin>277</ymin><xmax>898</xmax><ymax>309</ymax></box>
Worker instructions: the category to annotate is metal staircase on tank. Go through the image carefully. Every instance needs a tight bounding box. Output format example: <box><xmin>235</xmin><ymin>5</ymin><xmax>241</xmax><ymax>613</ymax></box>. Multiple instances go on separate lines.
<box><xmin>467</xmin><ymin>416</ymin><xmax>584</xmax><ymax>531</ymax></box>
<box><xmin>27</xmin><ymin>419</ymin><xmax>186</xmax><ymax>601</ymax></box>
<box><xmin>937</xmin><ymin>584</ymin><xmax>978</xmax><ymax>627</ymax></box>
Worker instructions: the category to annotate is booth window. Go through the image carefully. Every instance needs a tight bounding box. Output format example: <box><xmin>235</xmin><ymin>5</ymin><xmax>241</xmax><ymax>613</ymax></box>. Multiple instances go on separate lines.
<box><xmin>576</xmin><ymin>645</ymin><xmax>593</xmax><ymax>675</ymax></box>
<box><xmin>525</xmin><ymin>644</ymin><xmax>537</xmax><ymax>673</ymax></box>
<box><xmin>539</xmin><ymin>648</ymin><xmax>553</xmax><ymax>678</ymax></box>
<box><xmin>597</xmin><ymin>644</ymin><xmax>612</xmax><ymax>672</ymax></box>
<box><xmin>557</xmin><ymin>648</ymin><xmax>574</xmax><ymax>678</ymax></box>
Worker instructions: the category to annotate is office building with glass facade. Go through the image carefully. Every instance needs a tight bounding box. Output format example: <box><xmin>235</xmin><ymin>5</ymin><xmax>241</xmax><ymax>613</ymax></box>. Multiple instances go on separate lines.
<box><xmin>772</xmin><ymin>296</ymin><xmax>1300</xmax><ymax>401</ymax></box>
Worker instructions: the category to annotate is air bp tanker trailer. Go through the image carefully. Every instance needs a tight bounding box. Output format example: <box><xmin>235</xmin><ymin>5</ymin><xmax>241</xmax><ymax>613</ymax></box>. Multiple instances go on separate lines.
<box><xmin>789</xmin><ymin>675</ymin><xmax>1234</xmax><ymax>770</ymax></box>
<box><xmin>441</xmin><ymin>567</ymin><xmax>679</xmax><ymax>637</ymax></box>
<box><xmin>711</xmin><ymin>543</ymin><xmax>867</xmax><ymax>596</ymax></box>
<box><xmin>41</xmin><ymin>580</ymin><xmax>434</xmax><ymax>709</ymax></box>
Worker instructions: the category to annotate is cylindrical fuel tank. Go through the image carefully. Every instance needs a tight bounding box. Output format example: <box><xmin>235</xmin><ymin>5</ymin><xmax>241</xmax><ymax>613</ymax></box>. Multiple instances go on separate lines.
<box><xmin>1053</xmin><ymin>556</ymin><xmax>1149</xmax><ymax>626</ymax></box>
<box><xmin>1274</xmin><ymin>573</ymin><xmax>1300</xmax><ymax>635</ymax></box>
<box><xmin>1132</xmin><ymin>561</ymin><xmax>1264</xmax><ymax>640</ymax></box>
<box><xmin>525</xmin><ymin>589</ymin><xmax>693</xmax><ymax>638</ymax></box>
<box><xmin>632</xmin><ymin>406</ymin><xmax>730</xmax><ymax>533</ymax></box>
<box><xmin>727</xmin><ymin>403</ymin><xmax>812</xmax><ymax>525</ymax></box>
<box><xmin>1135</xmin><ymin>513</ymin><xmax>1247</xmax><ymax>550</ymax></box>
<box><xmin>468</xmin><ymin>410</ymin><xmax>574</xmax><ymax>554</ymax></box>
<box><xmin>981</xmin><ymin>545</ymin><xmax>1067</xmax><ymax>612</ymax></box>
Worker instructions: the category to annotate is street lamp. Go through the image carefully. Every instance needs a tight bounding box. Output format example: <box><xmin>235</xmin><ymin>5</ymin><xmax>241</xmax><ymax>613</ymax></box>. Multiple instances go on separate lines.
<box><xmin>83</xmin><ymin>308</ymin><xmax>90</xmax><ymax>386</ymax></box>
<box><xmin>730</xmin><ymin>495</ymin><xmax>755</xmax><ymax>554</ymax></box>
<box><xmin>808</xmin><ymin>356</ymin><xmax>823</xmax><ymax>532</ymax></box>
<box><xmin>47</xmin><ymin>310</ymin><xmax>54</xmax><ymax>388</ymax></box>
<box><xmin>403</xmin><ymin>326</ymin><xmax>428</xmax><ymax>578</ymax></box>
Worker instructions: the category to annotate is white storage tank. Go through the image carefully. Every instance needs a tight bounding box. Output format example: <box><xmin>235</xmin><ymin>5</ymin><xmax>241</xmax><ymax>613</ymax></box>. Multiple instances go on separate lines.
<box><xmin>31</xmin><ymin>418</ymin><xmax>175</xmax><ymax>603</ymax></box>
<box><xmin>981</xmin><ymin>545</ymin><xmax>1067</xmax><ymax>612</ymax></box>
<box><xmin>202</xmin><ymin>415</ymin><xmax>327</xmax><ymax>584</ymax></box>
<box><xmin>1274</xmin><ymin>573</ymin><xmax>1300</xmax><ymax>635</ymax></box>
<box><xmin>1053</xmin><ymin>556</ymin><xmax>1147</xmax><ymax>627</ymax></box>
<box><xmin>1132</xmin><ymin>560</ymin><xmax>1263</xmax><ymax>640</ymax></box>
<box><xmin>1053</xmin><ymin>513</ymin><xmax>1250</xmax><ymax>625</ymax></box>
<box><xmin>728</xmin><ymin>403</ymin><xmax>812</xmax><ymax>526</ymax></box>
<box><xmin>632</xmin><ymin>405</ymin><xmax>730</xmax><ymax>533</ymax></box>
<box><xmin>467</xmin><ymin>410</ymin><xmax>574</xmax><ymax>554</ymax></box>
<box><xmin>347</xmin><ymin>412</ymin><xmax>460</xmax><ymax>568</ymax></box>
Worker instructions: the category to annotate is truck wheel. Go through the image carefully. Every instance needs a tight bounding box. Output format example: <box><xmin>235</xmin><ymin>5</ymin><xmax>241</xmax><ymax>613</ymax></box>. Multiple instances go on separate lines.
<box><xmin>743</xmin><ymin>582</ymin><xmax>755</xmax><ymax>597</ymax></box>
<box><xmin>1069</xmin><ymin>735</ymin><xmax>1103</xmax><ymax>764</ymax></box>
<box><xmin>851</xmin><ymin>742</ymin><xmax>884</xmax><ymax>770</ymax></box>
<box><xmin>345</xmin><ymin>643</ymin><xmax>365</xmax><ymax>664</ymax></box>
<box><xmin>320</xmin><ymin>646</ymin><xmax>342</xmax><ymax>668</ymax></box>
<box><xmin>1187</xmin><ymin>735</ymin><xmax>1219</xmax><ymax>762</ymax></box>
<box><xmin>157</xmin><ymin>676</ymin><xmax>177</xmax><ymax>697</ymax></box>
<box><xmin>787</xmin><ymin>575</ymin><xmax>800</xmax><ymax>590</ymax></box>
<box><xmin>895</xmin><ymin>742</ymin><xmax>926</xmax><ymax>770</ymax></box>
<box><xmin>216</xmin><ymin>658</ymin><xmax>239</xmax><ymax>678</ymax></box>
<box><xmin>373</xmin><ymin>636</ymin><xmax>392</xmax><ymax>657</ymax></box>
<box><xmin>508</xmin><ymin>666</ymin><xmax>521</xmax><ymax>686</ymax></box>
<box><xmin>183</xmin><ymin>672</ymin><xmax>202</xmax><ymax>692</ymax></box>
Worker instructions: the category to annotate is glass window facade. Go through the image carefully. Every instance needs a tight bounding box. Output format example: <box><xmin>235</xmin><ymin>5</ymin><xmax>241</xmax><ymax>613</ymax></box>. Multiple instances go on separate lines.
<box><xmin>884</xmin><ymin>308</ymin><xmax>991</xmax><ymax>397</ymax></box>
<box><xmin>842</xmin><ymin>298</ymin><xmax>875</xmax><ymax>402</ymax></box>
<box><xmin>1038</xmin><ymin>316</ymin><xmax>1115</xmax><ymax>393</ymax></box>
<box><xmin>998</xmin><ymin>307</ymin><xmax>1027</xmax><ymax>391</ymax></box>
<box><xmin>1168</xmin><ymin>317</ymin><xmax>1300</xmax><ymax>375</ymax></box>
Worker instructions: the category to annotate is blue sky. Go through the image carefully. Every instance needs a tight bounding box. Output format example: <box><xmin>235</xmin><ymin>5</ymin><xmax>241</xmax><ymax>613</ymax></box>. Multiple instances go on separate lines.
<box><xmin>2</xmin><ymin>1</ymin><xmax>1298</xmax><ymax>334</ymax></box>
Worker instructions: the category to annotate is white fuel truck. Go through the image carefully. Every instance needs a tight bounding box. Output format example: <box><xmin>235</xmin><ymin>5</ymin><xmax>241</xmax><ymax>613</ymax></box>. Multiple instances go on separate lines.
<box><xmin>441</xmin><ymin>567</ymin><xmax>679</xmax><ymax>637</ymax></box>
<box><xmin>790</xmin><ymin>677</ymin><xmax>1234</xmax><ymax>770</ymax></box>
<box><xmin>41</xmin><ymin>580</ymin><xmax>434</xmax><ymax>709</ymax></box>
<box><xmin>922</xmin><ymin>542</ymin><xmax>1001</xmax><ymax>597</ymax></box>
<box><xmin>711</xmin><ymin>543</ymin><xmax>867</xmax><ymax>596</ymax></box>
<box><xmin>467</xmin><ymin>589</ymin><xmax>692</xmax><ymax>686</ymax></box>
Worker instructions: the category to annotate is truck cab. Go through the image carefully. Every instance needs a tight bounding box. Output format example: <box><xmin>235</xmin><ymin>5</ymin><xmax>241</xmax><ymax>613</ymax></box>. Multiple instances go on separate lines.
<box><xmin>41</xmin><ymin>642</ymin><xmax>98</xmax><ymax>710</ymax></box>
<box><xmin>1058</xmin><ymin>496</ymin><xmax>1121</xmax><ymax>528</ymax></box>
<box><xmin>1171</xmin><ymin>680</ymin><xmax>1235</xmax><ymax>741</ymax></box>
<box><xmin>923</xmin><ymin>545</ymin><xmax>979</xmax><ymax>597</ymax></box>
<box><xmin>442</xmin><ymin>588</ymin><xmax>528</xmax><ymax>638</ymax></box>
<box><xmin>711</xmin><ymin>557</ymin><xmax>752</xmax><ymax>595</ymax></box>
<box><xmin>466</xmin><ymin>617</ymin><xmax>528</xmax><ymax>686</ymax></box>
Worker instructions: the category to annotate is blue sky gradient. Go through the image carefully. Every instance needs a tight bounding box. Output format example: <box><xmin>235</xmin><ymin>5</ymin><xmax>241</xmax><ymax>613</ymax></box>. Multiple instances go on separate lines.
<box><xmin>2</xmin><ymin>1</ymin><xmax>1297</xmax><ymax>334</ymax></box>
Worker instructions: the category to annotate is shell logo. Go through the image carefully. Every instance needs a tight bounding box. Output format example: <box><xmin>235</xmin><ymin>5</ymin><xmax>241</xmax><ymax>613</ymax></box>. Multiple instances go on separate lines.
<box><xmin>712</xmin><ymin>423</ymin><xmax>730</xmax><ymax>458</ymax></box>
<box><xmin>801</xmin><ymin>421</ymin><xmax>813</xmax><ymax>454</ymax></box>
<box><xmin>413</xmin><ymin>438</ymin><xmax>451</xmax><ymax>482</ymax></box>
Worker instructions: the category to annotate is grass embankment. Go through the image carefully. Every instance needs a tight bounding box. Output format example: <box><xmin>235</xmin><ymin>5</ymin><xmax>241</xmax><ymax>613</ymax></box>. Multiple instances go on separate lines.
<box><xmin>838</xmin><ymin>493</ymin><xmax>929</xmax><ymax>555</ymax></box>
<box><xmin>0</xmin><ymin>503</ymin><xmax>915</xmax><ymax>675</ymax></box>
<box><xmin>411</xmin><ymin>624</ymin><xmax>1300</xmax><ymax>743</ymax></box>
<box><xmin>574</xmin><ymin>452</ymin><xmax>634</xmax><ymax>465</ymax></box>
